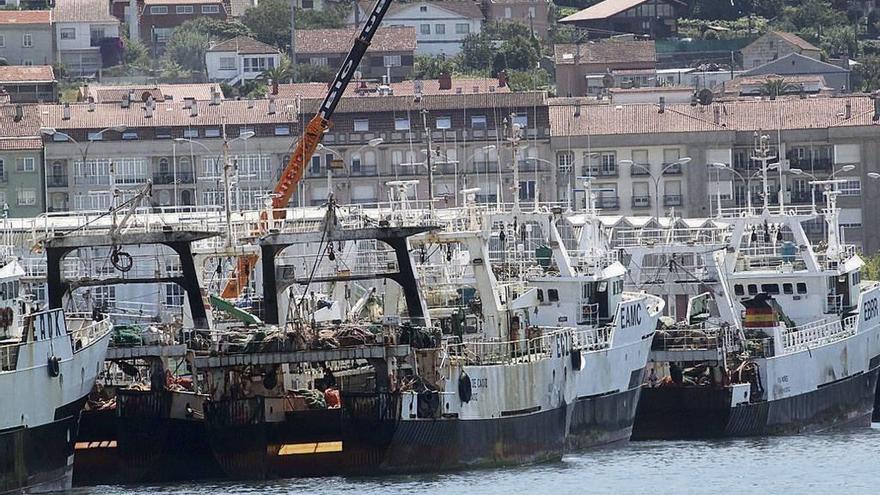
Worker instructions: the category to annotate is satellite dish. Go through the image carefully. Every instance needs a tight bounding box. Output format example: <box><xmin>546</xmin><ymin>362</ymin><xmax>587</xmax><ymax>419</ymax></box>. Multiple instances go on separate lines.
<box><xmin>697</xmin><ymin>88</ymin><xmax>714</xmax><ymax>106</ymax></box>
<box><xmin>602</xmin><ymin>74</ymin><xmax>614</xmax><ymax>88</ymax></box>
<box><xmin>353</xmin><ymin>70</ymin><xmax>362</xmax><ymax>81</ymax></box>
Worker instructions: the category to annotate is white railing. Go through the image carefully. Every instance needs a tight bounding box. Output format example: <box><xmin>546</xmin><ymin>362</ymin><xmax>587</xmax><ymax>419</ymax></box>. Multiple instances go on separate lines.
<box><xmin>571</xmin><ymin>324</ymin><xmax>612</xmax><ymax>351</ymax></box>
<box><xmin>781</xmin><ymin>315</ymin><xmax>857</xmax><ymax>354</ymax></box>
<box><xmin>443</xmin><ymin>327</ymin><xmax>568</xmax><ymax>366</ymax></box>
<box><xmin>653</xmin><ymin>327</ymin><xmax>724</xmax><ymax>351</ymax></box>
<box><xmin>67</xmin><ymin>314</ymin><xmax>112</xmax><ymax>350</ymax></box>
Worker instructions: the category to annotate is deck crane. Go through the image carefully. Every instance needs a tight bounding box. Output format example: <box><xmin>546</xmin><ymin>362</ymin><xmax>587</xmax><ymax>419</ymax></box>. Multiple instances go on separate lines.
<box><xmin>220</xmin><ymin>0</ymin><xmax>394</xmax><ymax>299</ymax></box>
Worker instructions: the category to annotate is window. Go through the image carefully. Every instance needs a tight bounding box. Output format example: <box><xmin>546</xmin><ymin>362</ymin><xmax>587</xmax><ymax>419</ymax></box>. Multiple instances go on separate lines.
<box><xmin>734</xmin><ymin>285</ymin><xmax>744</xmax><ymax>296</ymax></box>
<box><xmin>310</xmin><ymin>57</ymin><xmax>328</xmax><ymax>66</ymax></box>
<box><xmin>60</xmin><ymin>28</ymin><xmax>76</xmax><ymax>40</ymax></box>
<box><xmin>275</xmin><ymin>126</ymin><xmax>290</xmax><ymax>136</ymax></box>
<box><xmin>218</xmin><ymin>56</ymin><xmax>236</xmax><ymax>70</ymax></box>
<box><xmin>589</xmin><ymin>152</ymin><xmax>616</xmax><ymax>176</ymax></box>
<box><xmin>183</xmin><ymin>128</ymin><xmax>198</xmax><ymax>138</ymax></box>
<box><xmin>796</xmin><ymin>282</ymin><xmax>807</xmax><ymax>294</ymax></box>
<box><xmin>839</xmin><ymin>178</ymin><xmax>861</xmax><ymax>196</ymax></box>
<box><xmin>176</xmin><ymin>5</ymin><xmax>194</xmax><ymax>13</ymax></box>
<box><xmin>455</xmin><ymin>23</ymin><xmax>470</xmax><ymax>34</ymax></box>
<box><xmin>353</xmin><ymin>119</ymin><xmax>369</xmax><ymax>132</ymax></box>
<box><xmin>519</xmin><ymin>180</ymin><xmax>536</xmax><ymax>201</ymax></box>
<box><xmin>631</xmin><ymin>149</ymin><xmax>649</xmax><ymax>166</ymax></box>
<box><xmin>504</xmin><ymin>6</ymin><xmax>512</xmax><ymax>17</ymax></box>
<box><xmin>548</xmin><ymin>289</ymin><xmax>559</xmax><ymax>302</ymax></box>
<box><xmin>165</xmin><ymin>284</ymin><xmax>185</xmax><ymax>306</ymax></box>
<box><xmin>663</xmin><ymin>148</ymin><xmax>680</xmax><ymax>165</ymax></box>
<box><xmin>239</xmin><ymin>126</ymin><xmax>254</xmax><ymax>137</ymax></box>
<box><xmin>761</xmin><ymin>284</ymin><xmax>780</xmax><ymax>295</ymax></box>
<box><xmin>87</xmin><ymin>132</ymin><xmax>104</xmax><ymax>141</ymax></box>
<box><xmin>122</xmin><ymin>132</ymin><xmax>138</xmax><ymax>140</ymax></box>
<box><xmin>383</xmin><ymin>55</ymin><xmax>401</xmax><ymax>67</ymax></box>
<box><xmin>22</xmin><ymin>59</ymin><xmax>32</xmax><ymax>66</ymax></box>
<box><xmin>420</xmin><ymin>5</ymin><xmax>427</xmax><ymax>11</ymax></box>
<box><xmin>18</xmin><ymin>157</ymin><xmax>35</xmax><ymax>172</ymax></box>
<box><xmin>17</xmin><ymin>189</ymin><xmax>36</xmax><ymax>206</ymax></box>
<box><xmin>310</xmin><ymin>155</ymin><xmax>322</xmax><ymax>174</ymax></box>
<box><xmin>202</xmin><ymin>4</ymin><xmax>220</xmax><ymax>13</ymax></box>
<box><xmin>0</xmin><ymin>35</ymin><xmax>5</xmax><ymax>47</ymax></box>
<box><xmin>205</xmin><ymin>128</ymin><xmax>221</xmax><ymax>138</ymax></box>
<box><xmin>512</xmin><ymin>114</ymin><xmax>528</xmax><ymax>127</ymax></box>
<box><xmin>22</xmin><ymin>33</ymin><xmax>32</xmax><ymax>47</ymax></box>
<box><xmin>93</xmin><ymin>286</ymin><xmax>116</xmax><ymax>307</ymax></box>
<box><xmin>156</xmin><ymin>127</ymin><xmax>172</xmax><ymax>139</ymax></box>
<box><xmin>436</xmin><ymin>116</ymin><xmax>451</xmax><ymax>129</ymax></box>
<box><xmin>420</xmin><ymin>24</ymin><xmax>431</xmax><ymax>35</ymax></box>
<box><xmin>243</xmin><ymin>57</ymin><xmax>272</xmax><ymax>72</ymax></box>
<box><xmin>528</xmin><ymin>6</ymin><xmax>535</xmax><ymax>17</ymax></box>
<box><xmin>471</xmin><ymin>115</ymin><xmax>487</xmax><ymax>129</ymax></box>
<box><xmin>153</xmin><ymin>27</ymin><xmax>173</xmax><ymax>43</ymax></box>
<box><xmin>557</xmin><ymin>152</ymin><xmax>573</xmax><ymax>172</ymax></box>
<box><xmin>0</xmin><ymin>159</ymin><xmax>4</xmax><ymax>179</ymax></box>
<box><xmin>394</xmin><ymin>117</ymin><xmax>410</xmax><ymax>131</ymax></box>
<box><xmin>435</xmin><ymin>24</ymin><xmax>446</xmax><ymax>34</ymax></box>
<box><xmin>150</xmin><ymin>5</ymin><xmax>168</xmax><ymax>13</ymax></box>
<box><xmin>747</xmin><ymin>284</ymin><xmax>758</xmax><ymax>295</ymax></box>
<box><xmin>783</xmin><ymin>283</ymin><xmax>793</xmax><ymax>295</ymax></box>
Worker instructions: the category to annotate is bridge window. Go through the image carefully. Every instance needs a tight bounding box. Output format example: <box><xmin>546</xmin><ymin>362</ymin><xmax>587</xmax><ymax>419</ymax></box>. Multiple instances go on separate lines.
<box><xmin>796</xmin><ymin>282</ymin><xmax>807</xmax><ymax>294</ymax></box>
<box><xmin>536</xmin><ymin>289</ymin><xmax>544</xmax><ymax>302</ymax></box>
<box><xmin>761</xmin><ymin>284</ymin><xmax>780</xmax><ymax>295</ymax></box>
<box><xmin>747</xmin><ymin>284</ymin><xmax>758</xmax><ymax>295</ymax></box>
<box><xmin>783</xmin><ymin>283</ymin><xmax>793</xmax><ymax>295</ymax></box>
<box><xmin>548</xmin><ymin>289</ymin><xmax>559</xmax><ymax>302</ymax></box>
<box><xmin>734</xmin><ymin>285</ymin><xmax>744</xmax><ymax>296</ymax></box>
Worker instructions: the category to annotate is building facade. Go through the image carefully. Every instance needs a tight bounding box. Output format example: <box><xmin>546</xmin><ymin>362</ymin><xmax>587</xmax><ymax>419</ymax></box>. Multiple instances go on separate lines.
<box><xmin>558</xmin><ymin>0</ymin><xmax>686</xmax><ymax>39</ymax></box>
<box><xmin>554</xmin><ymin>40</ymin><xmax>657</xmax><ymax>97</ymax></box>
<box><xmin>740</xmin><ymin>31</ymin><xmax>822</xmax><ymax>70</ymax></box>
<box><xmin>0</xmin><ymin>65</ymin><xmax>57</xmax><ymax>103</ymax></box>
<box><xmin>0</xmin><ymin>11</ymin><xmax>54</xmax><ymax>67</ymax></box>
<box><xmin>295</xmin><ymin>26</ymin><xmax>416</xmax><ymax>83</ymax></box>
<box><xmin>53</xmin><ymin>0</ymin><xmax>122</xmax><ymax>76</ymax></box>
<box><xmin>0</xmin><ymin>103</ymin><xmax>45</xmax><ymax>217</ymax></box>
<box><xmin>205</xmin><ymin>36</ymin><xmax>281</xmax><ymax>84</ymax></box>
<box><xmin>482</xmin><ymin>0</ymin><xmax>551</xmax><ymax>40</ymax></box>
<box><xmin>139</xmin><ymin>0</ymin><xmax>228</xmax><ymax>52</ymax></box>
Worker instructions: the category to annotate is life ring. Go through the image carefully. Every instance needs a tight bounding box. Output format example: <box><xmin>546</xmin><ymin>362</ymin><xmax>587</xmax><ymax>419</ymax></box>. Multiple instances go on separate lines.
<box><xmin>47</xmin><ymin>356</ymin><xmax>61</xmax><ymax>378</ymax></box>
<box><xmin>458</xmin><ymin>372</ymin><xmax>472</xmax><ymax>403</ymax></box>
<box><xmin>571</xmin><ymin>349</ymin><xmax>582</xmax><ymax>371</ymax></box>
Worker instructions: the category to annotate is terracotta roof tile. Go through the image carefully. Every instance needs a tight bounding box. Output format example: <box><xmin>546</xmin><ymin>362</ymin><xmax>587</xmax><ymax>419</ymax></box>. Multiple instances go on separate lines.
<box><xmin>53</xmin><ymin>0</ymin><xmax>118</xmax><ymax>22</ymax></box>
<box><xmin>276</xmin><ymin>77</ymin><xmax>509</xmax><ymax>98</ymax></box>
<box><xmin>357</xmin><ymin>0</ymin><xmax>483</xmax><ymax>19</ymax></box>
<box><xmin>771</xmin><ymin>31</ymin><xmax>820</xmax><ymax>52</ymax></box>
<box><xmin>559</xmin><ymin>0</ymin><xmax>684</xmax><ymax>22</ymax></box>
<box><xmin>81</xmin><ymin>83</ymin><xmax>220</xmax><ymax>102</ymax></box>
<box><xmin>299</xmin><ymin>91</ymin><xmax>545</xmax><ymax>114</ymax></box>
<box><xmin>295</xmin><ymin>26</ymin><xmax>416</xmax><ymax>55</ymax></box>
<box><xmin>144</xmin><ymin>0</ymin><xmax>223</xmax><ymax>4</ymax></box>
<box><xmin>0</xmin><ymin>104</ymin><xmax>42</xmax><ymax>139</ymax></box>
<box><xmin>0</xmin><ymin>137</ymin><xmax>42</xmax><ymax>151</ymax></box>
<box><xmin>0</xmin><ymin>10</ymin><xmax>52</xmax><ymax>25</ymax></box>
<box><xmin>554</xmin><ymin>40</ymin><xmax>656</xmax><ymax>65</ymax></box>
<box><xmin>0</xmin><ymin>65</ymin><xmax>55</xmax><ymax>83</ymax></box>
<box><xmin>207</xmin><ymin>36</ymin><xmax>279</xmax><ymax>54</ymax></box>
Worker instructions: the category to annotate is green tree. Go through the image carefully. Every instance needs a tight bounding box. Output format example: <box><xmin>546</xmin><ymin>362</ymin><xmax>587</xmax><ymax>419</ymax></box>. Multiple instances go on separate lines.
<box><xmin>184</xmin><ymin>16</ymin><xmax>253</xmax><ymax>39</ymax></box>
<box><xmin>460</xmin><ymin>33</ymin><xmax>494</xmax><ymax>72</ymax></box>
<box><xmin>759</xmin><ymin>77</ymin><xmax>798</xmax><ymax>97</ymax></box>
<box><xmin>506</xmin><ymin>68</ymin><xmax>550</xmax><ymax>91</ymax></box>
<box><xmin>412</xmin><ymin>54</ymin><xmax>459</xmax><ymax>80</ymax></box>
<box><xmin>863</xmin><ymin>251</ymin><xmax>880</xmax><ymax>280</ymax></box>
<box><xmin>163</xmin><ymin>29</ymin><xmax>210</xmax><ymax>75</ymax></box>
<box><xmin>822</xmin><ymin>26</ymin><xmax>859</xmax><ymax>57</ymax></box>
<box><xmin>242</xmin><ymin>0</ymin><xmax>346</xmax><ymax>50</ymax></box>
<box><xmin>260</xmin><ymin>54</ymin><xmax>293</xmax><ymax>83</ymax></box>
<box><xmin>122</xmin><ymin>33</ymin><xmax>150</xmax><ymax>69</ymax></box>
<box><xmin>293</xmin><ymin>62</ymin><xmax>336</xmax><ymax>83</ymax></box>
<box><xmin>853</xmin><ymin>55</ymin><xmax>880</xmax><ymax>91</ymax></box>
<box><xmin>160</xmin><ymin>59</ymin><xmax>191</xmax><ymax>81</ymax></box>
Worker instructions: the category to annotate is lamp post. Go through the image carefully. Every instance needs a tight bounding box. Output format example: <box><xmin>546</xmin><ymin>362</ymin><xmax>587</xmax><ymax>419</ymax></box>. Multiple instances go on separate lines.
<box><xmin>620</xmin><ymin>156</ymin><xmax>691</xmax><ymax>219</ymax></box>
<box><xmin>317</xmin><ymin>137</ymin><xmax>383</xmax><ymax>202</ymax></box>
<box><xmin>711</xmin><ymin>162</ymin><xmax>779</xmax><ymax>213</ymax></box>
<box><xmin>175</xmin><ymin>130</ymin><xmax>254</xmax><ymax>246</ymax></box>
<box><xmin>40</xmin><ymin>125</ymin><xmax>127</xmax><ymax>213</ymax></box>
<box><xmin>787</xmin><ymin>164</ymin><xmax>855</xmax><ymax>214</ymax></box>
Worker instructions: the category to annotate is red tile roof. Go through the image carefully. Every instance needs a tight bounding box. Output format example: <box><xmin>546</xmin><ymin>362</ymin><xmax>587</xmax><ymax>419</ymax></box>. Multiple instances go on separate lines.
<box><xmin>276</xmin><ymin>77</ymin><xmax>511</xmax><ymax>98</ymax></box>
<box><xmin>207</xmin><ymin>36</ymin><xmax>279</xmax><ymax>54</ymax></box>
<box><xmin>559</xmin><ymin>0</ymin><xmax>684</xmax><ymax>22</ymax></box>
<box><xmin>53</xmin><ymin>0</ymin><xmax>118</xmax><ymax>22</ymax></box>
<box><xmin>0</xmin><ymin>137</ymin><xmax>42</xmax><ymax>151</ymax></box>
<box><xmin>0</xmin><ymin>65</ymin><xmax>55</xmax><ymax>83</ymax></box>
<box><xmin>80</xmin><ymin>83</ymin><xmax>219</xmax><ymax>102</ymax></box>
<box><xmin>770</xmin><ymin>31</ymin><xmax>820</xmax><ymax>52</ymax></box>
<box><xmin>0</xmin><ymin>10</ymin><xmax>52</xmax><ymax>25</ymax></box>
<box><xmin>0</xmin><ymin>104</ymin><xmax>42</xmax><ymax>145</ymax></box>
<box><xmin>554</xmin><ymin>40</ymin><xmax>656</xmax><ymax>65</ymax></box>
<box><xmin>295</xmin><ymin>26</ymin><xmax>417</xmax><ymax>55</ymax></box>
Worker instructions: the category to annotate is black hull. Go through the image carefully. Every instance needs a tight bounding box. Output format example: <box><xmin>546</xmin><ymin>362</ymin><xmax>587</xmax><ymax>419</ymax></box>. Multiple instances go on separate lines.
<box><xmin>632</xmin><ymin>367</ymin><xmax>880</xmax><ymax>440</ymax></box>
<box><xmin>204</xmin><ymin>394</ymin><xmax>567</xmax><ymax>479</ymax></box>
<box><xmin>566</xmin><ymin>386</ymin><xmax>641</xmax><ymax>450</ymax></box>
<box><xmin>74</xmin><ymin>391</ymin><xmax>223</xmax><ymax>485</ymax></box>
<box><xmin>0</xmin><ymin>399</ymin><xmax>85</xmax><ymax>494</ymax></box>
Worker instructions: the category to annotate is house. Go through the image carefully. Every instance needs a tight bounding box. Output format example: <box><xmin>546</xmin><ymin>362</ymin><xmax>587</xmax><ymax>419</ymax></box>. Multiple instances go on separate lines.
<box><xmin>52</xmin><ymin>0</ymin><xmax>122</xmax><ymax>77</ymax></box>
<box><xmin>0</xmin><ymin>65</ymin><xmax>57</xmax><ymax>102</ymax></box>
<box><xmin>716</xmin><ymin>74</ymin><xmax>829</xmax><ymax>98</ymax></box>
<box><xmin>558</xmin><ymin>0</ymin><xmax>686</xmax><ymax>39</ymax></box>
<box><xmin>554</xmin><ymin>40</ymin><xmax>656</xmax><ymax>97</ymax></box>
<box><xmin>295</xmin><ymin>26</ymin><xmax>416</xmax><ymax>82</ymax></box>
<box><xmin>481</xmin><ymin>0</ymin><xmax>551</xmax><ymax>40</ymax></box>
<box><xmin>0</xmin><ymin>103</ymin><xmax>44</xmax><ymax>216</ymax></box>
<box><xmin>348</xmin><ymin>0</ymin><xmax>483</xmax><ymax>55</ymax></box>
<box><xmin>0</xmin><ymin>10</ymin><xmax>54</xmax><ymax>67</ymax></box>
<box><xmin>77</xmin><ymin>83</ymin><xmax>220</xmax><ymax>102</ymax></box>
<box><xmin>140</xmin><ymin>0</ymin><xmax>228</xmax><ymax>52</ymax></box>
<box><xmin>740</xmin><ymin>31</ymin><xmax>821</xmax><ymax>70</ymax></box>
<box><xmin>741</xmin><ymin>52</ymin><xmax>850</xmax><ymax>92</ymax></box>
<box><xmin>205</xmin><ymin>36</ymin><xmax>281</xmax><ymax>84</ymax></box>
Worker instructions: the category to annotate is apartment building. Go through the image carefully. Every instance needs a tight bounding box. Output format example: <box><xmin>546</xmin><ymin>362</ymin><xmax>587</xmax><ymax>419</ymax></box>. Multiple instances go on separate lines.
<box><xmin>0</xmin><ymin>10</ymin><xmax>54</xmax><ymax>67</ymax></box>
<box><xmin>549</xmin><ymin>95</ymin><xmax>880</xmax><ymax>252</ymax></box>
<box><xmin>554</xmin><ymin>40</ymin><xmax>657</xmax><ymax>97</ymax></box>
<box><xmin>295</xmin><ymin>26</ymin><xmax>417</xmax><ymax>82</ymax></box>
<box><xmin>0</xmin><ymin>103</ymin><xmax>44</xmax><ymax>217</ymax></box>
<box><xmin>139</xmin><ymin>0</ymin><xmax>228</xmax><ymax>51</ymax></box>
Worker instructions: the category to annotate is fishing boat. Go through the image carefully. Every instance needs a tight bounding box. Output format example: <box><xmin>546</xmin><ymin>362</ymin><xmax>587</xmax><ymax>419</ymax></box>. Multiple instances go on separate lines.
<box><xmin>0</xmin><ymin>256</ymin><xmax>112</xmax><ymax>493</ymax></box>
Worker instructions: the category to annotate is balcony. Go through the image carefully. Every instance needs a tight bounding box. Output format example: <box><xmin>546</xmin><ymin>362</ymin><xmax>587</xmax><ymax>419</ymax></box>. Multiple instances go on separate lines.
<box><xmin>632</xmin><ymin>195</ymin><xmax>651</xmax><ymax>208</ymax></box>
<box><xmin>663</xmin><ymin>194</ymin><xmax>683</xmax><ymax>206</ymax></box>
<box><xmin>790</xmin><ymin>191</ymin><xmax>822</xmax><ymax>205</ymax></box>
<box><xmin>599</xmin><ymin>167</ymin><xmax>618</xmax><ymax>177</ymax></box>
<box><xmin>153</xmin><ymin>172</ymin><xmax>195</xmax><ymax>185</ymax></box>
<box><xmin>46</xmin><ymin>174</ymin><xmax>67</xmax><ymax>187</ymax></box>
<box><xmin>597</xmin><ymin>196</ymin><xmax>619</xmax><ymax>209</ymax></box>
<box><xmin>662</xmin><ymin>163</ymin><xmax>682</xmax><ymax>175</ymax></box>
<box><xmin>630</xmin><ymin>165</ymin><xmax>650</xmax><ymax>176</ymax></box>
<box><xmin>350</xmin><ymin>166</ymin><xmax>378</xmax><ymax>177</ymax></box>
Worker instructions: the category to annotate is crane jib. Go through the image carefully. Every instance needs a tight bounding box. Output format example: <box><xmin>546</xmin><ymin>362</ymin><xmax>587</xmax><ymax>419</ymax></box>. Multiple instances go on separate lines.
<box><xmin>318</xmin><ymin>0</ymin><xmax>393</xmax><ymax>120</ymax></box>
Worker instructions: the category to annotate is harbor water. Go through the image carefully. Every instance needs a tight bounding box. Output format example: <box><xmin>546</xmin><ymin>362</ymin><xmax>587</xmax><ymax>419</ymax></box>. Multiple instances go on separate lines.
<box><xmin>72</xmin><ymin>425</ymin><xmax>880</xmax><ymax>495</ymax></box>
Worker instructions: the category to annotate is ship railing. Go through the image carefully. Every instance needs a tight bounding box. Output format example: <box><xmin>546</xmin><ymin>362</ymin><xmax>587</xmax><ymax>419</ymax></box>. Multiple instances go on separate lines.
<box><xmin>733</xmin><ymin>245</ymin><xmax>808</xmax><ymax>271</ymax></box>
<box><xmin>716</xmin><ymin>204</ymin><xmax>818</xmax><ymax>218</ymax></box>
<box><xmin>571</xmin><ymin>325</ymin><xmax>613</xmax><ymax>351</ymax></box>
<box><xmin>825</xmin><ymin>294</ymin><xmax>844</xmax><ymax>314</ymax></box>
<box><xmin>652</xmin><ymin>327</ymin><xmax>723</xmax><ymax>351</ymax></box>
<box><xmin>781</xmin><ymin>315</ymin><xmax>857</xmax><ymax>354</ymax></box>
<box><xmin>611</xmin><ymin>227</ymin><xmax>731</xmax><ymax>248</ymax></box>
<box><xmin>815</xmin><ymin>245</ymin><xmax>858</xmax><ymax>270</ymax></box>
<box><xmin>444</xmin><ymin>328</ymin><xmax>571</xmax><ymax>365</ymax></box>
<box><xmin>66</xmin><ymin>314</ymin><xmax>112</xmax><ymax>350</ymax></box>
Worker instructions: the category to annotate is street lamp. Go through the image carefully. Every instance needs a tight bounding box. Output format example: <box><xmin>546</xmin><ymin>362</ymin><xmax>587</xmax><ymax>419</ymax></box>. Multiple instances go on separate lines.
<box><xmin>712</xmin><ymin>162</ymin><xmax>779</xmax><ymax>212</ymax></box>
<box><xmin>620</xmin><ymin>156</ymin><xmax>691</xmax><ymax>219</ymax></box>
<box><xmin>317</xmin><ymin>138</ymin><xmax>383</xmax><ymax>202</ymax></box>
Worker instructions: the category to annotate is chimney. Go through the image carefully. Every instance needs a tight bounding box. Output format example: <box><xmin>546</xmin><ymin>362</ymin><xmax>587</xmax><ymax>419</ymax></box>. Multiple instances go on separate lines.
<box><xmin>799</xmin><ymin>83</ymin><xmax>805</xmax><ymax>99</ymax></box>
<box><xmin>658</xmin><ymin>96</ymin><xmax>665</xmax><ymax>113</ymax></box>
<box><xmin>144</xmin><ymin>102</ymin><xmax>153</xmax><ymax>118</ymax></box>
<box><xmin>128</xmin><ymin>90</ymin><xmax>136</xmax><ymax>104</ymax></box>
<box><xmin>13</xmin><ymin>104</ymin><xmax>22</xmax><ymax>122</ymax></box>
<box><xmin>121</xmin><ymin>93</ymin><xmax>130</xmax><ymax>108</ymax></box>
<box><xmin>62</xmin><ymin>102</ymin><xmax>70</xmax><ymax>120</ymax></box>
<box><xmin>247</xmin><ymin>98</ymin><xmax>254</xmax><ymax>109</ymax></box>
<box><xmin>268</xmin><ymin>97</ymin><xmax>276</xmax><ymax>115</ymax></box>
<box><xmin>146</xmin><ymin>95</ymin><xmax>154</xmax><ymax>109</ymax></box>
<box><xmin>88</xmin><ymin>96</ymin><xmax>95</xmax><ymax>112</ymax></box>
<box><xmin>873</xmin><ymin>93</ymin><xmax>880</xmax><ymax>122</ymax></box>
<box><xmin>184</xmin><ymin>97</ymin><xmax>193</xmax><ymax>109</ymax></box>
<box><xmin>845</xmin><ymin>100</ymin><xmax>852</xmax><ymax>119</ymax></box>
<box><xmin>713</xmin><ymin>105</ymin><xmax>721</xmax><ymax>125</ymax></box>
<box><xmin>438</xmin><ymin>72</ymin><xmax>452</xmax><ymax>91</ymax></box>
<box><xmin>472</xmin><ymin>85</ymin><xmax>479</xmax><ymax>93</ymax></box>
<box><xmin>210</xmin><ymin>88</ymin><xmax>221</xmax><ymax>105</ymax></box>
<box><xmin>497</xmin><ymin>70</ymin><xmax>507</xmax><ymax>88</ymax></box>
<box><xmin>190</xmin><ymin>101</ymin><xmax>198</xmax><ymax>117</ymax></box>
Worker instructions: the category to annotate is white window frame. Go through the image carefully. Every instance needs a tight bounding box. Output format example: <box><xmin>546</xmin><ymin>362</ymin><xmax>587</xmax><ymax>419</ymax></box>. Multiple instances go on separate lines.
<box><xmin>383</xmin><ymin>54</ymin><xmax>401</xmax><ymax>67</ymax></box>
<box><xmin>17</xmin><ymin>189</ymin><xmax>36</xmax><ymax>206</ymax></box>
<box><xmin>201</xmin><ymin>4</ymin><xmax>220</xmax><ymax>13</ymax></box>
<box><xmin>150</xmin><ymin>5</ymin><xmax>168</xmax><ymax>14</ymax></box>
<box><xmin>275</xmin><ymin>126</ymin><xmax>290</xmax><ymax>136</ymax></box>
<box><xmin>22</xmin><ymin>33</ymin><xmax>32</xmax><ymax>47</ymax></box>
<box><xmin>394</xmin><ymin>118</ymin><xmax>410</xmax><ymax>131</ymax></box>
<box><xmin>420</xmin><ymin>24</ymin><xmax>431</xmax><ymax>35</ymax></box>
<box><xmin>435</xmin><ymin>23</ymin><xmax>445</xmax><ymax>35</ymax></box>
<box><xmin>455</xmin><ymin>23</ymin><xmax>470</xmax><ymax>34</ymax></box>
<box><xmin>353</xmin><ymin>119</ymin><xmax>369</xmax><ymax>132</ymax></box>
<box><xmin>204</xmin><ymin>128</ymin><xmax>221</xmax><ymax>138</ymax></box>
<box><xmin>19</xmin><ymin>157</ymin><xmax>35</xmax><ymax>172</ymax></box>
<box><xmin>60</xmin><ymin>28</ymin><xmax>76</xmax><ymax>40</ymax></box>
<box><xmin>436</xmin><ymin>116</ymin><xmax>451</xmax><ymax>129</ymax></box>
<box><xmin>218</xmin><ymin>56</ymin><xmax>236</xmax><ymax>70</ymax></box>
<box><xmin>176</xmin><ymin>5</ymin><xmax>194</xmax><ymax>14</ymax></box>
<box><xmin>471</xmin><ymin>115</ymin><xmax>487</xmax><ymax>129</ymax></box>
<box><xmin>183</xmin><ymin>128</ymin><xmax>198</xmax><ymax>138</ymax></box>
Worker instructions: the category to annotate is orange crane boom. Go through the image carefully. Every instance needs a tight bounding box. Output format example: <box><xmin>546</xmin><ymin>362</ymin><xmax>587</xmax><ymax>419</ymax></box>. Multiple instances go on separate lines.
<box><xmin>220</xmin><ymin>0</ymin><xmax>394</xmax><ymax>300</ymax></box>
